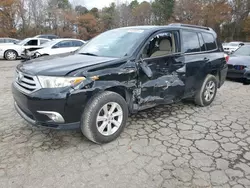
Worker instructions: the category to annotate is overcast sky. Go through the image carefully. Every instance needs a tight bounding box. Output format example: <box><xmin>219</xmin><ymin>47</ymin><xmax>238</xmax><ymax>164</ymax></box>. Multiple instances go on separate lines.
<box><xmin>70</xmin><ymin>0</ymin><xmax>150</xmax><ymax>9</ymax></box>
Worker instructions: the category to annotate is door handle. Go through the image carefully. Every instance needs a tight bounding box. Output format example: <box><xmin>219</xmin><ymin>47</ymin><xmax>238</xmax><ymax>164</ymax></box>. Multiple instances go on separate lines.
<box><xmin>204</xmin><ymin>57</ymin><xmax>209</xmax><ymax>61</ymax></box>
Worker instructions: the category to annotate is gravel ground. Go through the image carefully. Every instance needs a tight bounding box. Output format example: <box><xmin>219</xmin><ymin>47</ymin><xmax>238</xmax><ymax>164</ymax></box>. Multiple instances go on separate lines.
<box><xmin>0</xmin><ymin>60</ymin><xmax>250</xmax><ymax>188</ymax></box>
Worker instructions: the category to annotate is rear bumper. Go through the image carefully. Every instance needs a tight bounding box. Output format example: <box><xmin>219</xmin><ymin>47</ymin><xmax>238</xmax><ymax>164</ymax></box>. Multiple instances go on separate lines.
<box><xmin>227</xmin><ymin>68</ymin><xmax>250</xmax><ymax>80</ymax></box>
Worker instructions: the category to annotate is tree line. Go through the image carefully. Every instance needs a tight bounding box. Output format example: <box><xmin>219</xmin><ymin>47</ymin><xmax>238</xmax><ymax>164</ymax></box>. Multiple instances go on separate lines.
<box><xmin>0</xmin><ymin>0</ymin><xmax>250</xmax><ymax>41</ymax></box>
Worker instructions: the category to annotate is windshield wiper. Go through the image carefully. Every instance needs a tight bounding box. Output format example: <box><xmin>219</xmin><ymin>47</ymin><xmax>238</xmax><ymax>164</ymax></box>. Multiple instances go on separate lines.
<box><xmin>79</xmin><ymin>52</ymin><xmax>98</xmax><ymax>56</ymax></box>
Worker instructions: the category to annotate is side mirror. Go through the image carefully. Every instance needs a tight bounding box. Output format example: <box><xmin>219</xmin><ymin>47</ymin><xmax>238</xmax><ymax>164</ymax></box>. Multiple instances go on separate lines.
<box><xmin>140</xmin><ymin>58</ymin><xmax>153</xmax><ymax>78</ymax></box>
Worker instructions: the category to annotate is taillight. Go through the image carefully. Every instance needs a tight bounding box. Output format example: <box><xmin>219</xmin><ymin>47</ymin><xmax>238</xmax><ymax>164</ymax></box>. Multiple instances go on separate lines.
<box><xmin>224</xmin><ymin>54</ymin><xmax>229</xmax><ymax>63</ymax></box>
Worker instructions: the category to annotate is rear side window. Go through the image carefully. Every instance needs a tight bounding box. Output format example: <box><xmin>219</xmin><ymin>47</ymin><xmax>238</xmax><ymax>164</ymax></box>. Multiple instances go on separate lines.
<box><xmin>56</xmin><ymin>41</ymin><xmax>73</xmax><ymax>48</ymax></box>
<box><xmin>72</xmin><ymin>41</ymin><xmax>84</xmax><ymax>47</ymax></box>
<box><xmin>202</xmin><ymin>32</ymin><xmax>217</xmax><ymax>51</ymax></box>
<box><xmin>182</xmin><ymin>30</ymin><xmax>200</xmax><ymax>53</ymax></box>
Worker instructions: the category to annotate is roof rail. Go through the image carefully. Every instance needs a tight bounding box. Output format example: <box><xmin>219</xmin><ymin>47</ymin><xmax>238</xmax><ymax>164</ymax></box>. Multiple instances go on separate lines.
<box><xmin>169</xmin><ymin>23</ymin><xmax>212</xmax><ymax>31</ymax></box>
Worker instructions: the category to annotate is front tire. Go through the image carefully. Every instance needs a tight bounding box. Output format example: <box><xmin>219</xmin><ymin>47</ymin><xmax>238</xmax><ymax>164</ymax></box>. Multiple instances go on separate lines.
<box><xmin>81</xmin><ymin>91</ymin><xmax>128</xmax><ymax>144</ymax></box>
<box><xmin>195</xmin><ymin>74</ymin><xmax>218</xmax><ymax>107</ymax></box>
<box><xmin>4</xmin><ymin>50</ymin><xmax>18</xmax><ymax>60</ymax></box>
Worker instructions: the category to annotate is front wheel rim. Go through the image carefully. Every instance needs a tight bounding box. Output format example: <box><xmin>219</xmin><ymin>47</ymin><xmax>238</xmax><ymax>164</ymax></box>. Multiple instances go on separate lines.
<box><xmin>204</xmin><ymin>81</ymin><xmax>216</xmax><ymax>102</ymax></box>
<box><xmin>96</xmin><ymin>102</ymin><xmax>123</xmax><ymax>136</ymax></box>
<box><xmin>6</xmin><ymin>51</ymin><xmax>16</xmax><ymax>60</ymax></box>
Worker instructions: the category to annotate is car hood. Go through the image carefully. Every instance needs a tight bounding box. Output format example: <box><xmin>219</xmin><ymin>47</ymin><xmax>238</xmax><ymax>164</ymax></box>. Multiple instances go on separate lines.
<box><xmin>228</xmin><ymin>55</ymin><xmax>250</xmax><ymax>66</ymax></box>
<box><xmin>17</xmin><ymin>53</ymin><xmax>118</xmax><ymax>76</ymax></box>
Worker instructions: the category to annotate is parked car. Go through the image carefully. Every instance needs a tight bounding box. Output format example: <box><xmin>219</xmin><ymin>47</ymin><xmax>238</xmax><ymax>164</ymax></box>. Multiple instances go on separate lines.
<box><xmin>12</xmin><ymin>24</ymin><xmax>228</xmax><ymax>143</ymax></box>
<box><xmin>223</xmin><ymin>41</ymin><xmax>244</xmax><ymax>54</ymax></box>
<box><xmin>34</xmin><ymin>34</ymin><xmax>60</xmax><ymax>40</ymax></box>
<box><xmin>0</xmin><ymin>38</ymin><xmax>20</xmax><ymax>44</ymax></box>
<box><xmin>227</xmin><ymin>44</ymin><xmax>250</xmax><ymax>84</ymax></box>
<box><xmin>30</xmin><ymin>38</ymin><xmax>85</xmax><ymax>58</ymax></box>
<box><xmin>0</xmin><ymin>38</ymin><xmax>50</xmax><ymax>60</ymax></box>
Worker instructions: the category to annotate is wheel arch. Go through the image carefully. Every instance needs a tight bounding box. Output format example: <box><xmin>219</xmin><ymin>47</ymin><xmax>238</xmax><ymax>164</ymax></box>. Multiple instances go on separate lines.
<box><xmin>4</xmin><ymin>49</ymin><xmax>18</xmax><ymax>57</ymax></box>
<box><xmin>105</xmin><ymin>86</ymin><xmax>134</xmax><ymax>112</ymax></box>
<box><xmin>209</xmin><ymin>69</ymin><xmax>220</xmax><ymax>87</ymax></box>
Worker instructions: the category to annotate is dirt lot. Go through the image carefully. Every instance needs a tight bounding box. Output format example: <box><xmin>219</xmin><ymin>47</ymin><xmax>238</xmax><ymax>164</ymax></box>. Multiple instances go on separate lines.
<box><xmin>0</xmin><ymin>60</ymin><xmax>250</xmax><ymax>188</ymax></box>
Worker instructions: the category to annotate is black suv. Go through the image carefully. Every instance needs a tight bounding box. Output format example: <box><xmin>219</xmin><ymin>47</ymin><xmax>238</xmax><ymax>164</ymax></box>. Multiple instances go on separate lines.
<box><xmin>12</xmin><ymin>24</ymin><xmax>228</xmax><ymax>143</ymax></box>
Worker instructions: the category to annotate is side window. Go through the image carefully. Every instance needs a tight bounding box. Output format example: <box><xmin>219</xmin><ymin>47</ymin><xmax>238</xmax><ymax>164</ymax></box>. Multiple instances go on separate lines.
<box><xmin>202</xmin><ymin>32</ymin><xmax>217</xmax><ymax>51</ymax></box>
<box><xmin>141</xmin><ymin>31</ymin><xmax>179</xmax><ymax>58</ymax></box>
<box><xmin>198</xmin><ymin>33</ymin><xmax>206</xmax><ymax>51</ymax></box>
<box><xmin>53</xmin><ymin>41</ymin><xmax>72</xmax><ymax>48</ymax></box>
<box><xmin>72</xmin><ymin>41</ymin><xmax>84</xmax><ymax>47</ymax></box>
<box><xmin>25</xmin><ymin>39</ymin><xmax>38</xmax><ymax>46</ymax></box>
<box><xmin>40</xmin><ymin>39</ymin><xmax>49</xmax><ymax>45</ymax></box>
<box><xmin>182</xmin><ymin>30</ymin><xmax>200</xmax><ymax>53</ymax></box>
<box><xmin>0</xmin><ymin>39</ymin><xmax>5</xmax><ymax>43</ymax></box>
<box><xmin>8</xmin><ymin>39</ymin><xmax>14</xmax><ymax>43</ymax></box>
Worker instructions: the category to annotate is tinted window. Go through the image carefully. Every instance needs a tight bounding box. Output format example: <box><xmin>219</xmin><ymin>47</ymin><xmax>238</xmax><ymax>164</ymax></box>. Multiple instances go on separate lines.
<box><xmin>202</xmin><ymin>32</ymin><xmax>217</xmax><ymax>51</ymax></box>
<box><xmin>54</xmin><ymin>41</ymin><xmax>73</xmax><ymax>48</ymax></box>
<box><xmin>72</xmin><ymin>41</ymin><xmax>84</xmax><ymax>47</ymax></box>
<box><xmin>198</xmin><ymin>33</ymin><xmax>206</xmax><ymax>51</ymax></box>
<box><xmin>182</xmin><ymin>31</ymin><xmax>200</xmax><ymax>53</ymax></box>
<box><xmin>48</xmin><ymin>35</ymin><xmax>58</xmax><ymax>40</ymax></box>
<box><xmin>25</xmin><ymin>40</ymin><xmax>38</xmax><ymax>46</ymax></box>
<box><xmin>0</xmin><ymin>39</ymin><xmax>5</xmax><ymax>43</ymax></box>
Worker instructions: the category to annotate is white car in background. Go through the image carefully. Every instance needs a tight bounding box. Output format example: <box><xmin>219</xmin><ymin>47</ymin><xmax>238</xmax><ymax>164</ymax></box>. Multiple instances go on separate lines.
<box><xmin>223</xmin><ymin>41</ymin><xmax>244</xmax><ymax>54</ymax></box>
<box><xmin>0</xmin><ymin>38</ymin><xmax>50</xmax><ymax>60</ymax></box>
<box><xmin>0</xmin><ymin>38</ymin><xmax>20</xmax><ymax>44</ymax></box>
<box><xmin>33</xmin><ymin>38</ymin><xmax>85</xmax><ymax>57</ymax></box>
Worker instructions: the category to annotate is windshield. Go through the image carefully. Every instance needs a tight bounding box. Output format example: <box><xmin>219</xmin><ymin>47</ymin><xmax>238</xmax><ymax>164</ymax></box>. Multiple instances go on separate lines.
<box><xmin>16</xmin><ymin>38</ymin><xmax>30</xmax><ymax>45</ymax></box>
<box><xmin>77</xmin><ymin>28</ymin><xmax>145</xmax><ymax>57</ymax></box>
<box><xmin>233</xmin><ymin>45</ymin><xmax>250</xmax><ymax>56</ymax></box>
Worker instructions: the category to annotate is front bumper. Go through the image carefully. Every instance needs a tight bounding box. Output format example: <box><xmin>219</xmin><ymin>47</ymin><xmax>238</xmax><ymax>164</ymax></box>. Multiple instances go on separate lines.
<box><xmin>12</xmin><ymin>83</ymin><xmax>91</xmax><ymax>129</ymax></box>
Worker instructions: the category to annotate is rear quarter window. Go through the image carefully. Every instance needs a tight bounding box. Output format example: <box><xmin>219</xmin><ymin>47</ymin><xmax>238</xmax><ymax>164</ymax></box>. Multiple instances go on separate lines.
<box><xmin>202</xmin><ymin>32</ymin><xmax>217</xmax><ymax>51</ymax></box>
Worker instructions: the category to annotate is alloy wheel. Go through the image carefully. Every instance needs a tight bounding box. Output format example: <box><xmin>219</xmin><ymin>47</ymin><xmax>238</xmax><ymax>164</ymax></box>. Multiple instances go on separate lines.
<box><xmin>96</xmin><ymin>102</ymin><xmax>123</xmax><ymax>136</ymax></box>
<box><xmin>204</xmin><ymin>81</ymin><xmax>216</xmax><ymax>102</ymax></box>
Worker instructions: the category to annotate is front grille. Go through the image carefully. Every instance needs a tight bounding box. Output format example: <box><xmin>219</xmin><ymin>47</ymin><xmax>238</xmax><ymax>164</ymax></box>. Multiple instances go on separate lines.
<box><xmin>15</xmin><ymin>70</ymin><xmax>41</xmax><ymax>94</ymax></box>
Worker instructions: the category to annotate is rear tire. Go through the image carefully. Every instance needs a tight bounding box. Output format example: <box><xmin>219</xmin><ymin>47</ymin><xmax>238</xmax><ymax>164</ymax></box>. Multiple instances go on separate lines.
<box><xmin>81</xmin><ymin>91</ymin><xmax>128</xmax><ymax>144</ymax></box>
<box><xmin>195</xmin><ymin>74</ymin><xmax>218</xmax><ymax>107</ymax></box>
<box><xmin>4</xmin><ymin>50</ymin><xmax>17</xmax><ymax>60</ymax></box>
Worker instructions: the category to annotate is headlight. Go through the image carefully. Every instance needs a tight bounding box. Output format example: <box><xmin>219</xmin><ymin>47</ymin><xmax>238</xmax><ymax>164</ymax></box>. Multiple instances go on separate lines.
<box><xmin>37</xmin><ymin>76</ymin><xmax>86</xmax><ymax>88</ymax></box>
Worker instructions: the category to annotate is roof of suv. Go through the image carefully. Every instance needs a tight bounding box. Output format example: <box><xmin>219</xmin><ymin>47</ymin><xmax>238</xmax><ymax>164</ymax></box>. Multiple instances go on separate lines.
<box><xmin>117</xmin><ymin>23</ymin><xmax>216</xmax><ymax>36</ymax></box>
